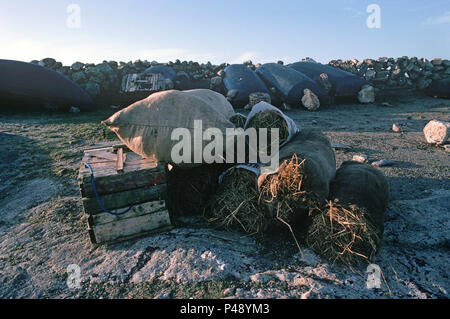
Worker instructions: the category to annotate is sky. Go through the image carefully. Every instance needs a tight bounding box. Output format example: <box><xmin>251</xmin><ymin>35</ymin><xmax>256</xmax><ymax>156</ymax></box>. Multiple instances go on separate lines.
<box><xmin>0</xmin><ymin>0</ymin><xmax>449</xmax><ymax>65</ymax></box>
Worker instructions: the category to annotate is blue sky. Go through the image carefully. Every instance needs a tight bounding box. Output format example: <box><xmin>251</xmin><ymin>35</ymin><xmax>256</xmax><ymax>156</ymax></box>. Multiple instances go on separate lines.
<box><xmin>0</xmin><ymin>0</ymin><xmax>449</xmax><ymax>65</ymax></box>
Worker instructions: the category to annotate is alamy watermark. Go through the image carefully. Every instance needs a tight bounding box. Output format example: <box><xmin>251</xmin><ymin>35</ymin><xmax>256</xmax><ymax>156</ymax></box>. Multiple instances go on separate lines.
<box><xmin>170</xmin><ymin>120</ymin><xmax>280</xmax><ymax>172</ymax></box>
<box><xmin>66</xmin><ymin>4</ymin><xmax>81</xmax><ymax>29</ymax></box>
<box><xmin>366</xmin><ymin>4</ymin><xmax>381</xmax><ymax>29</ymax></box>
<box><xmin>66</xmin><ymin>264</ymin><xmax>81</xmax><ymax>289</ymax></box>
<box><xmin>366</xmin><ymin>264</ymin><xmax>382</xmax><ymax>289</ymax></box>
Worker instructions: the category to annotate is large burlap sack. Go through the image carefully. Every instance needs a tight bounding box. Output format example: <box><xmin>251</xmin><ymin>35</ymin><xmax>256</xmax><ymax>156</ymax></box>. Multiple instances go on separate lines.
<box><xmin>306</xmin><ymin>161</ymin><xmax>389</xmax><ymax>265</ymax></box>
<box><xmin>259</xmin><ymin>129</ymin><xmax>336</xmax><ymax>202</ymax></box>
<box><xmin>258</xmin><ymin>129</ymin><xmax>336</xmax><ymax>231</ymax></box>
<box><xmin>103</xmin><ymin>89</ymin><xmax>236</xmax><ymax>166</ymax></box>
<box><xmin>329</xmin><ymin>161</ymin><xmax>390</xmax><ymax>233</ymax></box>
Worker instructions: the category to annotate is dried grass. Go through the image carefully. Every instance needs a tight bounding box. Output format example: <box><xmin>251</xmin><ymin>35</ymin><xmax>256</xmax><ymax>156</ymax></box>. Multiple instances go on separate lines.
<box><xmin>246</xmin><ymin>110</ymin><xmax>289</xmax><ymax>155</ymax></box>
<box><xmin>259</xmin><ymin>154</ymin><xmax>321</xmax><ymax>255</ymax></box>
<box><xmin>229</xmin><ymin>114</ymin><xmax>247</xmax><ymax>129</ymax></box>
<box><xmin>306</xmin><ymin>200</ymin><xmax>381</xmax><ymax>266</ymax></box>
<box><xmin>208</xmin><ymin>168</ymin><xmax>269</xmax><ymax>235</ymax></box>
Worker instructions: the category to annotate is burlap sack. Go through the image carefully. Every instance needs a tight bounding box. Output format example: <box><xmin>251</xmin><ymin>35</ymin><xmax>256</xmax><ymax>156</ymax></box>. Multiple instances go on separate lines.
<box><xmin>329</xmin><ymin>161</ymin><xmax>390</xmax><ymax>233</ymax></box>
<box><xmin>258</xmin><ymin>129</ymin><xmax>336</xmax><ymax>233</ymax></box>
<box><xmin>103</xmin><ymin>89</ymin><xmax>236</xmax><ymax>166</ymax></box>
<box><xmin>258</xmin><ymin>129</ymin><xmax>336</xmax><ymax>203</ymax></box>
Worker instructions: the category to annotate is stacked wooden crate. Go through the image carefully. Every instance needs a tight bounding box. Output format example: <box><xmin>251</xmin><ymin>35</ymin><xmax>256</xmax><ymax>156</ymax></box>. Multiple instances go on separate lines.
<box><xmin>78</xmin><ymin>144</ymin><xmax>172</xmax><ymax>244</ymax></box>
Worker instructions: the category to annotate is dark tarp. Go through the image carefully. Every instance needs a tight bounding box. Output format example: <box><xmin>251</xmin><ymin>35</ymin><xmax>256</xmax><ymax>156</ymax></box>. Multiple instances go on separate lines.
<box><xmin>288</xmin><ymin>61</ymin><xmax>368</xmax><ymax>98</ymax></box>
<box><xmin>425</xmin><ymin>78</ymin><xmax>450</xmax><ymax>99</ymax></box>
<box><xmin>223</xmin><ymin>64</ymin><xmax>271</xmax><ymax>107</ymax></box>
<box><xmin>142</xmin><ymin>65</ymin><xmax>177</xmax><ymax>82</ymax></box>
<box><xmin>256</xmin><ymin>63</ymin><xmax>329</xmax><ymax>106</ymax></box>
<box><xmin>0</xmin><ymin>59</ymin><xmax>95</xmax><ymax>111</ymax></box>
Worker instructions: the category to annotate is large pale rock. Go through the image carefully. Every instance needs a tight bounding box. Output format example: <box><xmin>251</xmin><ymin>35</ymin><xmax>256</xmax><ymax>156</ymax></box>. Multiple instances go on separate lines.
<box><xmin>358</xmin><ymin>85</ymin><xmax>375</xmax><ymax>103</ymax></box>
<box><xmin>423</xmin><ymin>120</ymin><xmax>450</xmax><ymax>145</ymax></box>
<box><xmin>301</xmin><ymin>88</ymin><xmax>320</xmax><ymax>111</ymax></box>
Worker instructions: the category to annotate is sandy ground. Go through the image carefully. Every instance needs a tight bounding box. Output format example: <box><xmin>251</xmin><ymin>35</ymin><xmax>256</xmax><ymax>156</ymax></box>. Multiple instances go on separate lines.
<box><xmin>0</xmin><ymin>91</ymin><xmax>448</xmax><ymax>299</ymax></box>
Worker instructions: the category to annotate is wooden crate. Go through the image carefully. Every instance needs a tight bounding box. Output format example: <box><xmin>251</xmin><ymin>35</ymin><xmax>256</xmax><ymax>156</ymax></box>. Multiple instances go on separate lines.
<box><xmin>78</xmin><ymin>144</ymin><xmax>173</xmax><ymax>244</ymax></box>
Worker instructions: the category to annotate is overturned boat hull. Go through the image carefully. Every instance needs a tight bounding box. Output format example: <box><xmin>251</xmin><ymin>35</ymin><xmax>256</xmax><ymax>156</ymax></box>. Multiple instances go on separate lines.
<box><xmin>223</xmin><ymin>64</ymin><xmax>271</xmax><ymax>107</ymax></box>
<box><xmin>288</xmin><ymin>61</ymin><xmax>368</xmax><ymax>99</ymax></box>
<box><xmin>256</xmin><ymin>63</ymin><xmax>329</xmax><ymax>106</ymax></box>
<box><xmin>0</xmin><ymin>59</ymin><xmax>95</xmax><ymax>111</ymax></box>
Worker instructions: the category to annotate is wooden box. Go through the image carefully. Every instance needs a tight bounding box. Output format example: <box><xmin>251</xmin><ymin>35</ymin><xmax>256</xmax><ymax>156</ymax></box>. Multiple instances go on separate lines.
<box><xmin>78</xmin><ymin>144</ymin><xmax>173</xmax><ymax>244</ymax></box>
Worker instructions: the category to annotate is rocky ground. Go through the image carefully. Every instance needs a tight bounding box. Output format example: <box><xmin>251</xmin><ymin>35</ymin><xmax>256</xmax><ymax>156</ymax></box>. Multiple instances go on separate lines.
<box><xmin>0</xmin><ymin>91</ymin><xmax>448</xmax><ymax>299</ymax></box>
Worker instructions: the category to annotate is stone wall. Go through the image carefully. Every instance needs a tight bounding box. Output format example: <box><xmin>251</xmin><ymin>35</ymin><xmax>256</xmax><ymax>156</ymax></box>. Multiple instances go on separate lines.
<box><xmin>31</xmin><ymin>56</ymin><xmax>449</xmax><ymax>103</ymax></box>
<box><xmin>31</xmin><ymin>58</ymin><xmax>227</xmax><ymax>101</ymax></box>
<box><xmin>328</xmin><ymin>57</ymin><xmax>450</xmax><ymax>90</ymax></box>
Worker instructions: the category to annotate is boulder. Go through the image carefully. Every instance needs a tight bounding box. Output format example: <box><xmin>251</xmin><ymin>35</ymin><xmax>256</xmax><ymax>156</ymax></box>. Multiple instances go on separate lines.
<box><xmin>85</xmin><ymin>82</ymin><xmax>101</xmax><ymax>98</ymax></box>
<box><xmin>423</xmin><ymin>120</ymin><xmax>450</xmax><ymax>145</ymax></box>
<box><xmin>357</xmin><ymin>85</ymin><xmax>375</xmax><ymax>103</ymax></box>
<box><xmin>301</xmin><ymin>88</ymin><xmax>320</xmax><ymax>111</ymax></box>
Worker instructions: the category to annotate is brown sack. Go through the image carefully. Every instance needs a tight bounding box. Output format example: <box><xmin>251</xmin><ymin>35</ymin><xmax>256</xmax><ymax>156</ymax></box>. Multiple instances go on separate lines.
<box><xmin>259</xmin><ymin>129</ymin><xmax>336</xmax><ymax>231</ymax></box>
<box><xmin>306</xmin><ymin>161</ymin><xmax>390</xmax><ymax>265</ymax></box>
<box><xmin>103</xmin><ymin>89</ymin><xmax>235</xmax><ymax>166</ymax></box>
<box><xmin>329</xmin><ymin>161</ymin><xmax>389</xmax><ymax>233</ymax></box>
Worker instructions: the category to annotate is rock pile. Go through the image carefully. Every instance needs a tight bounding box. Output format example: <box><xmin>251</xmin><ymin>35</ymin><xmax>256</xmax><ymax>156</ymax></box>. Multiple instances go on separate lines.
<box><xmin>31</xmin><ymin>56</ymin><xmax>449</xmax><ymax>102</ymax></box>
<box><xmin>329</xmin><ymin>57</ymin><xmax>450</xmax><ymax>90</ymax></box>
<box><xmin>31</xmin><ymin>58</ymin><xmax>227</xmax><ymax>101</ymax></box>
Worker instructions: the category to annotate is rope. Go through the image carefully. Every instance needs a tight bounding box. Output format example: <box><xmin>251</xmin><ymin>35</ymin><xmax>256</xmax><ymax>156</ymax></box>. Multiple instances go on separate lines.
<box><xmin>84</xmin><ymin>162</ymin><xmax>133</xmax><ymax>216</ymax></box>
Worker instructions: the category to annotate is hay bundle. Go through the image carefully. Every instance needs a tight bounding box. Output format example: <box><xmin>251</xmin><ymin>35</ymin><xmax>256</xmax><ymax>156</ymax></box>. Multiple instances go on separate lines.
<box><xmin>306</xmin><ymin>161</ymin><xmax>390</xmax><ymax>266</ymax></box>
<box><xmin>167</xmin><ymin>163</ymin><xmax>231</xmax><ymax>218</ymax></box>
<box><xmin>208</xmin><ymin>166</ymin><xmax>269</xmax><ymax>235</ymax></box>
<box><xmin>229</xmin><ymin>113</ymin><xmax>247</xmax><ymax>129</ymax></box>
<box><xmin>246</xmin><ymin>109</ymin><xmax>290</xmax><ymax>156</ymax></box>
<box><xmin>259</xmin><ymin>129</ymin><xmax>336</xmax><ymax>235</ymax></box>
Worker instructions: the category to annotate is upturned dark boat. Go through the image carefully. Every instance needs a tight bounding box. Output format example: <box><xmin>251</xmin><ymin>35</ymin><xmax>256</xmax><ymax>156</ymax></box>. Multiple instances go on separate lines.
<box><xmin>0</xmin><ymin>59</ymin><xmax>95</xmax><ymax>111</ymax></box>
<box><xmin>288</xmin><ymin>61</ymin><xmax>368</xmax><ymax>99</ymax></box>
<box><xmin>425</xmin><ymin>78</ymin><xmax>450</xmax><ymax>99</ymax></box>
<box><xmin>256</xmin><ymin>63</ymin><xmax>329</xmax><ymax>106</ymax></box>
<box><xmin>223</xmin><ymin>64</ymin><xmax>271</xmax><ymax>107</ymax></box>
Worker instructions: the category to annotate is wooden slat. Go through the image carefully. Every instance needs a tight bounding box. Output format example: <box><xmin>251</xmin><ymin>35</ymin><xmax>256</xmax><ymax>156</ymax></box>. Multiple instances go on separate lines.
<box><xmin>78</xmin><ymin>157</ymin><xmax>162</xmax><ymax>179</ymax></box>
<box><xmin>88</xmin><ymin>200</ymin><xmax>166</xmax><ymax>226</ymax></box>
<box><xmin>78</xmin><ymin>168</ymin><xmax>167</xmax><ymax>197</ymax></box>
<box><xmin>82</xmin><ymin>183</ymin><xmax>167</xmax><ymax>215</ymax></box>
<box><xmin>91</xmin><ymin>209</ymin><xmax>172</xmax><ymax>244</ymax></box>
<box><xmin>116</xmin><ymin>148</ymin><xmax>124</xmax><ymax>172</ymax></box>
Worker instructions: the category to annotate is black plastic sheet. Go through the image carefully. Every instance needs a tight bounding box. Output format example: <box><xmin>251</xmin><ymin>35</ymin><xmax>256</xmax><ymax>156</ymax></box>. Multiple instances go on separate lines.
<box><xmin>288</xmin><ymin>61</ymin><xmax>368</xmax><ymax>98</ymax></box>
<box><xmin>0</xmin><ymin>59</ymin><xmax>95</xmax><ymax>111</ymax></box>
<box><xmin>426</xmin><ymin>78</ymin><xmax>450</xmax><ymax>99</ymax></box>
<box><xmin>256</xmin><ymin>63</ymin><xmax>329</xmax><ymax>106</ymax></box>
<box><xmin>223</xmin><ymin>64</ymin><xmax>270</xmax><ymax>107</ymax></box>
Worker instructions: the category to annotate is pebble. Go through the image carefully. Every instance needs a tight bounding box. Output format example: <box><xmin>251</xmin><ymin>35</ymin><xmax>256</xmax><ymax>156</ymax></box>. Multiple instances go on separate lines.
<box><xmin>392</xmin><ymin>123</ymin><xmax>401</xmax><ymax>133</ymax></box>
<box><xmin>372</xmin><ymin>160</ymin><xmax>395</xmax><ymax>167</ymax></box>
<box><xmin>352</xmin><ymin>154</ymin><xmax>368</xmax><ymax>163</ymax></box>
<box><xmin>223</xmin><ymin>288</ymin><xmax>235</xmax><ymax>296</ymax></box>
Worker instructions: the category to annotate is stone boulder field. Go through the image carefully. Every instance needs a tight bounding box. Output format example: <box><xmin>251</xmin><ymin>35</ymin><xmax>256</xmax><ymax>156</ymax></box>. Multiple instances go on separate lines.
<box><xmin>0</xmin><ymin>86</ymin><xmax>448</xmax><ymax>299</ymax></box>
